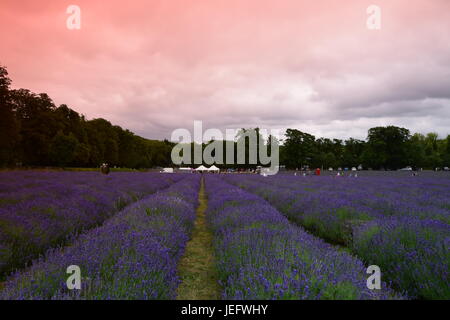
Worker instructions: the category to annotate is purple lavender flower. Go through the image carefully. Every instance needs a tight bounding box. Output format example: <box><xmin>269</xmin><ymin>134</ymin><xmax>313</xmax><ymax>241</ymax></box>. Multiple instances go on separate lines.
<box><xmin>205</xmin><ymin>176</ymin><xmax>401</xmax><ymax>300</ymax></box>
<box><xmin>221</xmin><ymin>173</ymin><xmax>449</xmax><ymax>299</ymax></box>
<box><xmin>0</xmin><ymin>175</ymin><xmax>200</xmax><ymax>300</ymax></box>
<box><xmin>0</xmin><ymin>171</ymin><xmax>184</xmax><ymax>278</ymax></box>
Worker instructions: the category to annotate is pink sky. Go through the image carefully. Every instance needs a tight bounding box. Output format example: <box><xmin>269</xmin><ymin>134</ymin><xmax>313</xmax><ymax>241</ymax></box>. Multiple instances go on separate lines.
<box><xmin>1</xmin><ymin>0</ymin><xmax>449</xmax><ymax>140</ymax></box>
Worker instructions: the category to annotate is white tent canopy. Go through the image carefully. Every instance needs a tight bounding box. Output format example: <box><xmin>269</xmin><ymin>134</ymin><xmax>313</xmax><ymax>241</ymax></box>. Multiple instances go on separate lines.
<box><xmin>195</xmin><ymin>165</ymin><xmax>209</xmax><ymax>172</ymax></box>
<box><xmin>208</xmin><ymin>165</ymin><xmax>220</xmax><ymax>172</ymax></box>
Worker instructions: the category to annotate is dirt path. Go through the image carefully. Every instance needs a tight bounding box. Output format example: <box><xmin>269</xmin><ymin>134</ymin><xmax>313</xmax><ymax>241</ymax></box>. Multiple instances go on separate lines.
<box><xmin>176</xmin><ymin>177</ymin><xmax>221</xmax><ymax>300</ymax></box>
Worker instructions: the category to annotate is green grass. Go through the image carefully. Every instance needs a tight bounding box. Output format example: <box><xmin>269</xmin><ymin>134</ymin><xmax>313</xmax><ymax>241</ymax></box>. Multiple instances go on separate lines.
<box><xmin>176</xmin><ymin>178</ymin><xmax>221</xmax><ymax>300</ymax></box>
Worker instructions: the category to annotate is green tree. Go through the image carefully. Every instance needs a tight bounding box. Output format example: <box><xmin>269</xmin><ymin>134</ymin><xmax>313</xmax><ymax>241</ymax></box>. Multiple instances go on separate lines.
<box><xmin>443</xmin><ymin>135</ymin><xmax>450</xmax><ymax>167</ymax></box>
<box><xmin>49</xmin><ymin>131</ymin><xmax>79</xmax><ymax>167</ymax></box>
<box><xmin>365</xmin><ymin>126</ymin><xmax>411</xmax><ymax>170</ymax></box>
<box><xmin>343</xmin><ymin>138</ymin><xmax>366</xmax><ymax>168</ymax></box>
<box><xmin>423</xmin><ymin>133</ymin><xmax>442</xmax><ymax>168</ymax></box>
<box><xmin>11</xmin><ymin>89</ymin><xmax>59</xmax><ymax>165</ymax></box>
<box><xmin>323</xmin><ymin>152</ymin><xmax>337</xmax><ymax>169</ymax></box>
<box><xmin>73</xmin><ymin>143</ymin><xmax>91</xmax><ymax>167</ymax></box>
<box><xmin>407</xmin><ymin>133</ymin><xmax>426</xmax><ymax>169</ymax></box>
<box><xmin>0</xmin><ymin>66</ymin><xmax>20</xmax><ymax>166</ymax></box>
<box><xmin>283</xmin><ymin>129</ymin><xmax>316</xmax><ymax>169</ymax></box>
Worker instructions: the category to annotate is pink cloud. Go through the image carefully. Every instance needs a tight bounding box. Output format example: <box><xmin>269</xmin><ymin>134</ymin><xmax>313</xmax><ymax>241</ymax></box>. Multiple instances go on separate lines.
<box><xmin>1</xmin><ymin>0</ymin><xmax>449</xmax><ymax>140</ymax></box>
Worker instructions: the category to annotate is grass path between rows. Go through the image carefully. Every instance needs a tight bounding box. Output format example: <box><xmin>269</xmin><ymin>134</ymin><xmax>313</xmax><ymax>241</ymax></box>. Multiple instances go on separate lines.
<box><xmin>176</xmin><ymin>177</ymin><xmax>221</xmax><ymax>300</ymax></box>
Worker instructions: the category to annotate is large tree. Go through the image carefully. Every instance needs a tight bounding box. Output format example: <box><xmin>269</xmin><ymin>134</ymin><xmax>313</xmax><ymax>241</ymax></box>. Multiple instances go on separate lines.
<box><xmin>0</xmin><ymin>66</ymin><xmax>20</xmax><ymax>166</ymax></box>
<box><xmin>444</xmin><ymin>135</ymin><xmax>450</xmax><ymax>167</ymax></box>
<box><xmin>49</xmin><ymin>131</ymin><xmax>79</xmax><ymax>167</ymax></box>
<box><xmin>364</xmin><ymin>126</ymin><xmax>411</xmax><ymax>170</ymax></box>
<box><xmin>11</xmin><ymin>89</ymin><xmax>59</xmax><ymax>165</ymax></box>
<box><xmin>342</xmin><ymin>138</ymin><xmax>366</xmax><ymax>168</ymax></box>
<box><xmin>283</xmin><ymin>129</ymin><xmax>316</xmax><ymax>169</ymax></box>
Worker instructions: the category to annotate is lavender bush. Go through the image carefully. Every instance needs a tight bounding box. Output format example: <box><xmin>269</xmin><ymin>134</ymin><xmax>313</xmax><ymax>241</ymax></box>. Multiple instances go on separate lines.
<box><xmin>0</xmin><ymin>175</ymin><xmax>200</xmax><ymax>300</ymax></box>
<box><xmin>205</xmin><ymin>176</ymin><xmax>401</xmax><ymax>300</ymax></box>
<box><xmin>0</xmin><ymin>171</ymin><xmax>182</xmax><ymax>278</ymax></box>
<box><xmin>353</xmin><ymin>216</ymin><xmax>449</xmax><ymax>299</ymax></box>
<box><xmin>223</xmin><ymin>173</ymin><xmax>449</xmax><ymax>299</ymax></box>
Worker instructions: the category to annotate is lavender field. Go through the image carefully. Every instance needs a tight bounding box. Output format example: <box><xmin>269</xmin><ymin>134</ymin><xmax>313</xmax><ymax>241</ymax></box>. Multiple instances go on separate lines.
<box><xmin>223</xmin><ymin>172</ymin><xmax>450</xmax><ymax>299</ymax></box>
<box><xmin>0</xmin><ymin>171</ymin><xmax>448</xmax><ymax>300</ymax></box>
<box><xmin>0</xmin><ymin>171</ymin><xmax>182</xmax><ymax>279</ymax></box>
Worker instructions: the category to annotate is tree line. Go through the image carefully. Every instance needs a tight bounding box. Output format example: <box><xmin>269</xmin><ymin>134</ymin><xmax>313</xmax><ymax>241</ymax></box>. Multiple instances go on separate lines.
<box><xmin>0</xmin><ymin>66</ymin><xmax>173</xmax><ymax>168</ymax></box>
<box><xmin>281</xmin><ymin>127</ymin><xmax>449</xmax><ymax>170</ymax></box>
<box><xmin>1</xmin><ymin>65</ymin><xmax>449</xmax><ymax>170</ymax></box>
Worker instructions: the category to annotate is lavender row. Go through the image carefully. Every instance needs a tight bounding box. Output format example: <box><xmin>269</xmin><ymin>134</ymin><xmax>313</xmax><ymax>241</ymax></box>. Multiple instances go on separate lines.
<box><xmin>205</xmin><ymin>176</ymin><xmax>400</xmax><ymax>300</ymax></box>
<box><xmin>0</xmin><ymin>171</ymin><xmax>182</xmax><ymax>278</ymax></box>
<box><xmin>224</xmin><ymin>174</ymin><xmax>449</xmax><ymax>299</ymax></box>
<box><xmin>227</xmin><ymin>174</ymin><xmax>449</xmax><ymax>227</ymax></box>
<box><xmin>353</xmin><ymin>217</ymin><xmax>449</xmax><ymax>299</ymax></box>
<box><xmin>0</xmin><ymin>175</ymin><xmax>200</xmax><ymax>300</ymax></box>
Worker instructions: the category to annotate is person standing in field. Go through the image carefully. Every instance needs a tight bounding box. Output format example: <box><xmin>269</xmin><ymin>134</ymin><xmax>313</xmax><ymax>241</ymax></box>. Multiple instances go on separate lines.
<box><xmin>100</xmin><ymin>163</ymin><xmax>110</xmax><ymax>175</ymax></box>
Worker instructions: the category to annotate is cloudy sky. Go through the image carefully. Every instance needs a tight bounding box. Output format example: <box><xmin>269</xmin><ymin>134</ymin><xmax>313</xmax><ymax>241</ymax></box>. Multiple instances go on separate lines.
<box><xmin>1</xmin><ymin>0</ymin><xmax>449</xmax><ymax>141</ymax></box>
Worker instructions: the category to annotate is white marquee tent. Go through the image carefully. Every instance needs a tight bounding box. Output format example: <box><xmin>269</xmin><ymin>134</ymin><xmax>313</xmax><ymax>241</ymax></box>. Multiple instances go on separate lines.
<box><xmin>195</xmin><ymin>165</ymin><xmax>209</xmax><ymax>172</ymax></box>
<box><xmin>208</xmin><ymin>165</ymin><xmax>220</xmax><ymax>173</ymax></box>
